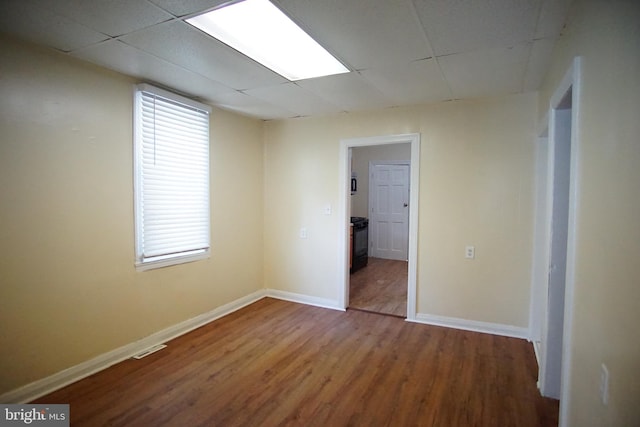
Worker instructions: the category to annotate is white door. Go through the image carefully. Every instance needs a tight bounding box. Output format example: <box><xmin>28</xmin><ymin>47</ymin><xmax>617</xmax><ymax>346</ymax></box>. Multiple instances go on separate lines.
<box><xmin>369</xmin><ymin>163</ymin><xmax>410</xmax><ymax>260</ymax></box>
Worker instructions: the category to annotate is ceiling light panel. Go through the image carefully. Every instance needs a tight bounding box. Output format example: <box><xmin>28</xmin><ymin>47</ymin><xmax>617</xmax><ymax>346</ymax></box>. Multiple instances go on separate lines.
<box><xmin>186</xmin><ymin>0</ymin><xmax>349</xmax><ymax>81</ymax></box>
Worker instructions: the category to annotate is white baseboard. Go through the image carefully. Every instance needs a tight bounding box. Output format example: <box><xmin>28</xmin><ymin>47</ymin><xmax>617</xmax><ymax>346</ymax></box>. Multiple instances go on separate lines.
<box><xmin>411</xmin><ymin>312</ymin><xmax>529</xmax><ymax>339</ymax></box>
<box><xmin>265</xmin><ymin>289</ymin><xmax>343</xmax><ymax>311</ymax></box>
<box><xmin>0</xmin><ymin>289</ymin><xmax>267</xmax><ymax>404</ymax></box>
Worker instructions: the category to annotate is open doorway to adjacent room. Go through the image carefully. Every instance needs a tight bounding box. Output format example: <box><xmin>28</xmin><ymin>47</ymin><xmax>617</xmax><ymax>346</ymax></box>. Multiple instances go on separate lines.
<box><xmin>529</xmin><ymin>58</ymin><xmax>581</xmax><ymax>427</ymax></box>
<box><xmin>339</xmin><ymin>134</ymin><xmax>420</xmax><ymax>321</ymax></box>
<box><xmin>349</xmin><ymin>148</ymin><xmax>410</xmax><ymax>317</ymax></box>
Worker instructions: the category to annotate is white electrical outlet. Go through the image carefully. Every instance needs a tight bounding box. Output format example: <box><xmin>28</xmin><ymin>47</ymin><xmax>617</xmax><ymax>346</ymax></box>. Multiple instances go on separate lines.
<box><xmin>600</xmin><ymin>363</ymin><xmax>609</xmax><ymax>405</ymax></box>
<box><xmin>465</xmin><ymin>246</ymin><xmax>475</xmax><ymax>259</ymax></box>
<box><xmin>323</xmin><ymin>204</ymin><xmax>332</xmax><ymax>215</ymax></box>
<box><xmin>299</xmin><ymin>227</ymin><xmax>308</xmax><ymax>239</ymax></box>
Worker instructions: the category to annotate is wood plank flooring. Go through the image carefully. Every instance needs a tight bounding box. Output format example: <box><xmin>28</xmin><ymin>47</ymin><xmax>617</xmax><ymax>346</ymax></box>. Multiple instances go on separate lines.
<box><xmin>34</xmin><ymin>298</ymin><xmax>558</xmax><ymax>426</ymax></box>
<box><xmin>349</xmin><ymin>257</ymin><xmax>408</xmax><ymax>317</ymax></box>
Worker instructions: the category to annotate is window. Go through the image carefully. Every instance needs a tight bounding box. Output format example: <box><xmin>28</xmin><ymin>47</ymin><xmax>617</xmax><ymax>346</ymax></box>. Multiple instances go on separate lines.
<box><xmin>134</xmin><ymin>84</ymin><xmax>211</xmax><ymax>270</ymax></box>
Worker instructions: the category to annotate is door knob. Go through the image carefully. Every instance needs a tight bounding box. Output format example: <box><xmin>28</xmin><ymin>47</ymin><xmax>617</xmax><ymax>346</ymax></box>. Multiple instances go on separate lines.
<box><xmin>403</xmin><ymin>203</ymin><xmax>408</xmax><ymax>207</ymax></box>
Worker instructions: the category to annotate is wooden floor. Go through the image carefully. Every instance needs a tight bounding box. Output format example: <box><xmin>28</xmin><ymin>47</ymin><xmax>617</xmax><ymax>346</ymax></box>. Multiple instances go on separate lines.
<box><xmin>35</xmin><ymin>298</ymin><xmax>558</xmax><ymax>426</ymax></box>
<box><xmin>349</xmin><ymin>257</ymin><xmax>408</xmax><ymax>317</ymax></box>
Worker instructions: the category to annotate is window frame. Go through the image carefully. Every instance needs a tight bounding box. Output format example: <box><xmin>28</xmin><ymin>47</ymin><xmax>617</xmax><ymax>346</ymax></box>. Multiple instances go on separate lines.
<box><xmin>133</xmin><ymin>83</ymin><xmax>212</xmax><ymax>271</ymax></box>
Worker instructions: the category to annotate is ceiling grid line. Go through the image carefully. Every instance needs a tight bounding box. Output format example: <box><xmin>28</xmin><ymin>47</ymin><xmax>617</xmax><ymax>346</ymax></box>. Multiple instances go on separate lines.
<box><xmin>520</xmin><ymin>0</ymin><xmax>546</xmax><ymax>93</ymax></box>
<box><xmin>0</xmin><ymin>0</ymin><xmax>571</xmax><ymax>120</ymax></box>
<box><xmin>407</xmin><ymin>0</ymin><xmax>455</xmax><ymax>102</ymax></box>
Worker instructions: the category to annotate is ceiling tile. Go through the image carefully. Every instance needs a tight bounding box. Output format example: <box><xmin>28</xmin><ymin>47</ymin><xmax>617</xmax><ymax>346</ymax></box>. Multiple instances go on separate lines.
<box><xmin>413</xmin><ymin>0</ymin><xmax>540</xmax><ymax>56</ymax></box>
<box><xmin>438</xmin><ymin>44</ymin><xmax>530</xmax><ymax>99</ymax></box>
<box><xmin>0</xmin><ymin>1</ymin><xmax>109</xmax><ymax>52</ymax></box>
<box><xmin>212</xmin><ymin>91</ymin><xmax>296</xmax><ymax>120</ymax></box>
<box><xmin>148</xmin><ymin>0</ymin><xmax>229</xmax><ymax>17</ymax></box>
<box><xmin>120</xmin><ymin>21</ymin><xmax>287</xmax><ymax>90</ymax></box>
<box><xmin>71</xmin><ymin>39</ymin><xmax>234</xmax><ymax>101</ymax></box>
<box><xmin>37</xmin><ymin>0</ymin><xmax>173</xmax><ymax>38</ymax></box>
<box><xmin>0</xmin><ymin>0</ymin><xmax>570</xmax><ymax>120</ymax></box>
<box><xmin>359</xmin><ymin>59</ymin><xmax>452</xmax><ymax>106</ymax></box>
<box><xmin>296</xmin><ymin>73</ymin><xmax>394</xmax><ymax>112</ymax></box>
<box><xmin>535</xmin><ymin>0</ymin><xmax>571</xmax><ymax>39</ymax></box>
<box><xmin>523</xmin><ymin>38</ymin><xmax>556</xmax><ymax>91</ymax></box>
<box><xmin>244</xmin><ymin>82</ymin><xmax>343</xmax><ymax>117</ymax></box>
<box><xmin>276</xmin><ymin>0</ymin><xmax>432</xmax><ymax>70</ymax></box>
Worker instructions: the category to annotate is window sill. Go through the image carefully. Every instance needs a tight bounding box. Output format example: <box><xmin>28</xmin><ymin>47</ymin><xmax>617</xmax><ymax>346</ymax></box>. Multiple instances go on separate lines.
<box><xmin>135</xmin><ymin>250</ymin><xmax>210</xmax><ymax>272</ymax></box>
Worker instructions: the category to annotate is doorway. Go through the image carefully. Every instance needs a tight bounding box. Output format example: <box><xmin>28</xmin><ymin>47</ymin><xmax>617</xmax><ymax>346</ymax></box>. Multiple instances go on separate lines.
<box><xmin>350</xmin><ymin>155</ymin><xmax>410</xmax><ymax>317</ymax></box>
<box><xmin>530</xmin><ymin>57</ymin><xmax>581</xmax><ymax>427</ymax></box>
<box><xmin>541</xmin><ymin>97</ymin><xmax>572</xmax><ymax>400</ymax></box>
<box><xmin>338</xmin><ymin>134</ymin><xmax>420</xmax><ymax>321</ymax></box>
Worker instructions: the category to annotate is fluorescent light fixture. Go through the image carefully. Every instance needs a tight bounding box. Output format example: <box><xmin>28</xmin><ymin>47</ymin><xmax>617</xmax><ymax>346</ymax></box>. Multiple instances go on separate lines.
<box><xmin>186</xmin><ymin>0</ymin><xmax>349</xmax><ymax>81</ymax></box>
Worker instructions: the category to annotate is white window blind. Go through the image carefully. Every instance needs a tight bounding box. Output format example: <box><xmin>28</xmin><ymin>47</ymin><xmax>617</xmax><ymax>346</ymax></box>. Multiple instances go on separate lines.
<box><xmin>134</xmin><ymin>84</ymin><xmax>211</xmax><ymax>270</ymax></box>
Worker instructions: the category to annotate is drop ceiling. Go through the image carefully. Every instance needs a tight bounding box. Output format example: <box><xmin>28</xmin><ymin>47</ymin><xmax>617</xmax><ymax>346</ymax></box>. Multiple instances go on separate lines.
<box><xmin>0</xmin><ymin>0</ymin><xmax>571</xmax><ymax>120</ymax></box>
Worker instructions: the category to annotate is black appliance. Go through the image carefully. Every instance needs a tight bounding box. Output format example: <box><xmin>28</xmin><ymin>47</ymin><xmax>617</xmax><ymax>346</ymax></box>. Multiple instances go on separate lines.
<box><xmin>350</xmin><ymin>216</ymin><xmax>369</xmax><ymax>273</ymax></box>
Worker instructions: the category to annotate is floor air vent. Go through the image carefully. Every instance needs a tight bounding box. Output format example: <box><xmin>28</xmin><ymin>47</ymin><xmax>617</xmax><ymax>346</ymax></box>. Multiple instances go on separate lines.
<box><xmin>132</xmin><ymin>344</ymin><xmax>167</xmax><ymax>359</ymax></box>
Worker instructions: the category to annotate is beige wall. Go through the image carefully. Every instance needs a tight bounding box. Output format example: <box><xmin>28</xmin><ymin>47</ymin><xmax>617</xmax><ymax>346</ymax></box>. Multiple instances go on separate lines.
<box><xmin>0</xmin><ymin>36</ymin><xmax>264</xmax><ymax>395</ymax></box>
<box><xmin>264</xmin><ymin>93</ymin><xmax>537</xmax><ymax>327</ymax></box>
<box><xmin>350</xmin><ymin>143</ymin><xmax>411</xmax><ymax>218</ymax></box>
<box><xmin>537</xmin><ymin>1</ymin><xmax>640</xmax><ymax>425</ymax></box>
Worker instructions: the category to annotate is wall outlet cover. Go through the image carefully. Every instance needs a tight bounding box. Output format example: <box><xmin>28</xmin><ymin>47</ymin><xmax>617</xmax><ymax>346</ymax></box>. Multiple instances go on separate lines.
<box><xmin>465</xmin><ymin>246</ymin><xmax>475</xmax><ymax>259</ymax></box>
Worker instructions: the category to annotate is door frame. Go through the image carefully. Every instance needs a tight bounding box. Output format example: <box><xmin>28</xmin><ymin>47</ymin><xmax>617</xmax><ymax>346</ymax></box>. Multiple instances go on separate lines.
<box><xmin>531</xmin><ymin>57</ymin><xmax>581</xmax><ymax>427</ymax></box>
<box><xmin>368</xmin><ymin>160</ymin><xmax>411</xmax><ymax>260</ymax></box>
<box><xmin>528</xmin><ymin>129</ymin><xmax>549</xmax><ymax>364</ymax></box>
<box><xmin>540</xmin><ymin>106</ymin><xmax>572</xmax><ymax>400</ymax></box>
<box><xmin>338</xmin><ymin>133</ymin><xmax>420</xmax><ymax>320</ymax></box>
